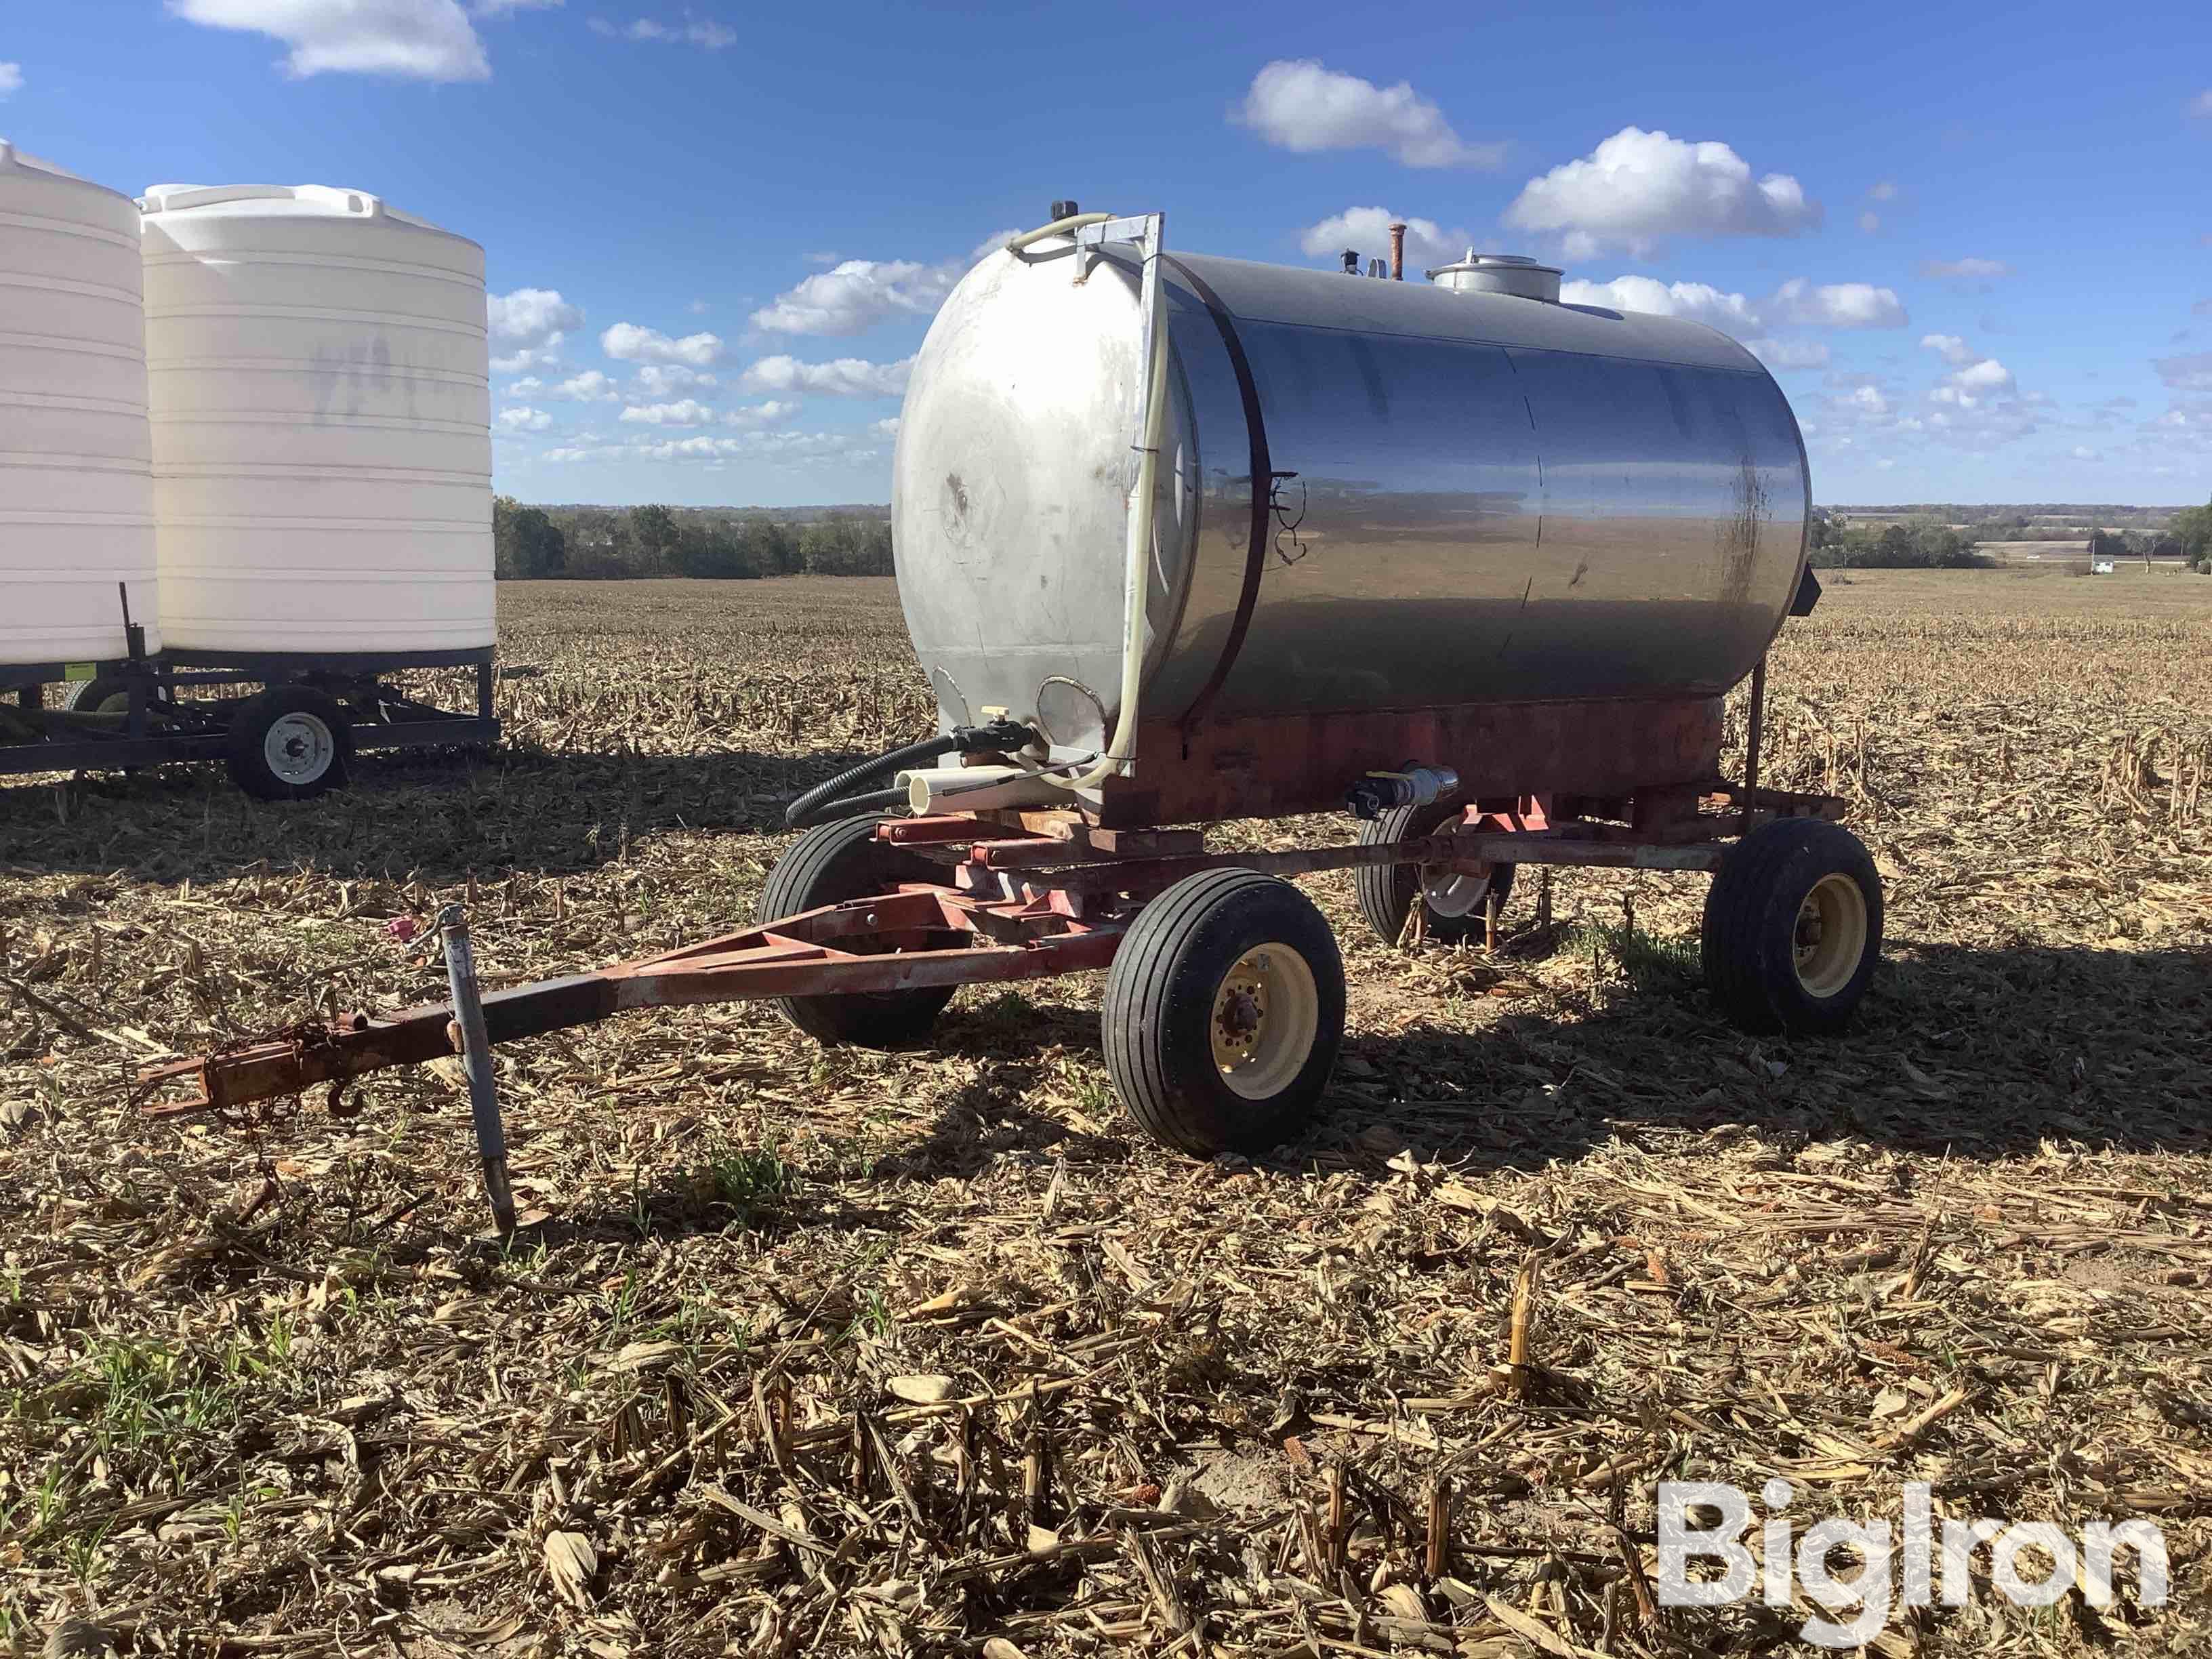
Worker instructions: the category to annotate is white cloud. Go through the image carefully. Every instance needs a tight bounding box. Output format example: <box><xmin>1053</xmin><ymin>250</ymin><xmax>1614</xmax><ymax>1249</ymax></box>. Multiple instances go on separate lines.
<box><xmin>1919</xmin><ymin>256</ymin><xmax>2010</xmax><ymax>280</ymax></box>
<box><xmin>630</xmin><ymin>363</ymin><xmax>718</xmax><ymax>397</ymax></box>
<box><xmin>1233</xmin><ymin>59</ymin><xmax>1503</xmax><ymax>169</ymax></box>
<box><xmin>487</xmin><ymin>286</ymin><xmax>581</xmax><ymax>345</ymax></box>
<box><xmin>871</xmin><ymin>416</ymin><xmax>901</xmax><ymax>439</ymax></box>
<box><xmin>1554</xmin><ymin>272</ymin><xmax>1898</xmax><ymax>337</ymax></box>
<box><xmin>1951</xmin><ymin>357</ymin><xmax>2013</xmax><ymax>393</ymax></box>
<box><xmin>2189</xmin><ymin>89</ymin><xmax>2212</xmax><ymax>118</ymax></box>
<box><xmin>750</xmin><ymin>258</ymin><xmax>969</xmax><ymax>337</ymax></box>
<box><xmin>1769</xmin><ymin>278</ymin><xmax>1906</xmax><ymax>328</ymax></box>
<box><xmin>618</xmin><ymin>398</ymin><xmax>716</xmax><ymax>426</ymax></box>
<box><xmin>1745</xmin><ymin>338</ymin><xmax>1830</xmax><ymax>371</ymax></box>
<box><xmin>491</xmin><ymin>344</ymin><xmax>562</xmax><ymax>375</ymax></box>
<box><xmin>601</xmin><ymin>322</ymin><xmax>724</xmax><ymax>367</ymax></box>
<box><xmin>2150</xmin><ymin>403</ymin><xmax>2212</xmax><ymax>449</ymax></box>
<box><xmin>2070</xmin><ymin>445</ymin><xmax>2102</xmax><ymax>461</ymax></box>
<box><xmin>483</xmin><ymin>292</ymin><xmax>581</xmax><ymax>377</ymax></box>
<box><xmin>1502</xmin><ymin>126</ymin><xmax>1819</xmax><ymax>258</ymax></box>
<box><xmin>741</xmin><ymin>354</ymin><xmax>914</xmax><ymax>397</ymax></box>
<box><xmin>505</xmin><ymin>375</ymin><xmax>544</xmax><ymax>393</ymax></box>
<box><xmin>0</xmin><ymin>62</ymin><xmax>22</xmax><ymax>97</ymax></box>
<box><xmin>616</xmin><ymin>398</ymin><xmax>788</xmax><ymax>428</ymax></box>
<box><xmin>546</xmin><ymin>427</ymin><xmax>878</xmax><ymax>468</ymax></box>
<box><xmin>1857</xmin><ymin>211</ymin><xmax>1879</xmax><ymax>234</ymax></box>
<box><xmin>472</xmin><ymin>0</ymin><xmax>559</xmax><ymax>12</ymax></box>
<box><xmin>1921</xmin><ymin>388</ymin><xmax>2037</xmax><ymax>447</ymax></box>
<box><xmin>720</xmin><ymin>400</ymin><xmax>796</xmax><ymax>428</ymax></box>
<box><xmin>589</xmin><ymin>14</ymin><xmax>735</xmax><ymax>47</ymax></box>
<box><xmin>550</xmin><ymin>370</ymin><xmax>619</xmax><ymax>401</ymax></box>
<box><xmin>1298</xmin><ymin>207</ymin><xmax>1471</xmax><ymax>272</ymax></box>
<box><xmin>1868</xmin><ymin>180</ymin><xmax>1898</xmax><ymax>201</ymax></box>
<box><xmin>169</xmin><ymin>0</ymin><xmax>491</xmax><ymax>80</ymax></box>
<box><xmin>1840</xmin><ymin>337</ymin><xmax>2038</xmax><ymax>451</ymax></box>
<box><xmin>2152</xmin><ymin>352</ymin><xmax>2212</xmax><ymax>391</ymax></box>
<box><xmin>497</xmin><ymin>405</ymin><xmax>552</xmax><ymax>432</ymax></box>
<box><xmin>1557</xmin><ymin>275</ymin><xmax>1759</xmax><ymax>330</ymax></box>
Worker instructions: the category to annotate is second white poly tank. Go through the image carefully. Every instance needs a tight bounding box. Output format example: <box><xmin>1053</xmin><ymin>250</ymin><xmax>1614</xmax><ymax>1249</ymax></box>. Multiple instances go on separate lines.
<box><xmin>139</xmin><ymin>184</ymin><xmax>493</xmax><ymax>656</ymax></box>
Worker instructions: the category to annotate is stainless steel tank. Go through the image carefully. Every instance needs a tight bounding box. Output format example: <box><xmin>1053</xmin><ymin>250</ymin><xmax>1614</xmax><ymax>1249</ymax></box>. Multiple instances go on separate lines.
<box><xmin>893</xmin><ymin>228</ymin><xmax>1809</xmax><ymax>822</ymax></box>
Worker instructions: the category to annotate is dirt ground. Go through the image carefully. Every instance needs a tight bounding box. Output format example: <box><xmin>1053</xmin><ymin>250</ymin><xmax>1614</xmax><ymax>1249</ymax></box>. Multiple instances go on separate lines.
<box><xmin>3</xmin><ymin>568</ymin><xmax>2209</xmax><ymax>1658</ymax></box>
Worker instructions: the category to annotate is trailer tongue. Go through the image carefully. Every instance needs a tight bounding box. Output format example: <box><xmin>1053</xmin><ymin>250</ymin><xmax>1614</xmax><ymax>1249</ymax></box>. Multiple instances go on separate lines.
<box><xmin>137</xmin><ymin>865</ymin><xmax>1128</xmax><ymax>1118</ymax></box>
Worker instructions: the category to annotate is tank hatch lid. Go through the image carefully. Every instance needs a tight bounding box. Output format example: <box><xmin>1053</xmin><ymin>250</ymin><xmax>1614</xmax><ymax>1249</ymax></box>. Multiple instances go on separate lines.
<box><xmin>1425</xmin><ymin>249</ymin><xmax>1563</xmax><ymax>303</ymax></box>
<box><xmin>136</xmin><ymin>182</ymin><xmax>464</xmax><ymax>239</ymax></box>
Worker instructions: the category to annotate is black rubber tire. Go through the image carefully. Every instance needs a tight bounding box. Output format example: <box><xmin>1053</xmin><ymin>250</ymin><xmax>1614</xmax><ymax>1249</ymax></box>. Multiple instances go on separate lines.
<box><xmin>1702</xmin><ymin>818</ymin><xmax>1883</xmax><ymax>1036</ymax></box>
<box><xmin>65</xmin><ymin>677</ymin><xmax>133</xmax><ymax>715</ymax></box>
<box><xmin>225</xmin><ymin>686</ymin><xmax>353</xmax><ymax>800</ymax></box>
<box><xmin>1353</xmin><ymin>802</ymin><xmax>1516</xmax><ymax>947</ymax></box>
<box><xmin>755</xmin><ymin>815</ymin><xmax>958</xmax><ymax>1048</ymax></box>
<box><xmin>1103</xmin><ymin>869</ymin><xmax>1346</xmax><ymax>1158</ymax></box>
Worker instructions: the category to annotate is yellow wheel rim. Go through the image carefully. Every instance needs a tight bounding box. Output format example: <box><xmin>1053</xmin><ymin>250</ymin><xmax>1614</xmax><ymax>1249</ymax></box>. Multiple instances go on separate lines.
<box><xmin>1210</xmin><ymin>942</ymin><xmax>1320</xmax><ymax>1100</ymax></box>
<box><xmin>1793</xmin><ymin>872</ymin><xmax>1868</xmax><ymax>998</ymax></box>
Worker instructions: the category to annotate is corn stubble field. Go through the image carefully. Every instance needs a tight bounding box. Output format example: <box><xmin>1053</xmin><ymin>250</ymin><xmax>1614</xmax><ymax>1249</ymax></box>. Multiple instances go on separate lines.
<box><xmin>3</xmin><ymin>569</ymin><xmax>2209</xmax><ymax>1659</ymax></box>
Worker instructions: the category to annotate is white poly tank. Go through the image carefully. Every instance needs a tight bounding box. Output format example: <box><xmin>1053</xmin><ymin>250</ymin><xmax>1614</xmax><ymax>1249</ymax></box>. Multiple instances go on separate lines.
<box><xmin>138</xmin><ymin>184</ymin><xmax>493</xmax><ymax>655</ymax></box>
<box><xmin>0</xmin><ymin>141</ymin><xmax>159</xmax><ymax>667</ymax></box>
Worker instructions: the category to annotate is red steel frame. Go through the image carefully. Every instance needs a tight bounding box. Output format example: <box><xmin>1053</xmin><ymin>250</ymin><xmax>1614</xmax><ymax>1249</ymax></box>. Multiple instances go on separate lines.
<box><xmin>138</xmin><ymin>780</ymin><xmax>1841</xmax><ymax>1118</ymax></box>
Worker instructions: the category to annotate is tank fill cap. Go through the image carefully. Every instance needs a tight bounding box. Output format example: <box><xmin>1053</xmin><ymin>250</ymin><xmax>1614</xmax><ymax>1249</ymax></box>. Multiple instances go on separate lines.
<box><xmin>1425</xmin><ymin>249</ymin><xmax>1563</xmax><ymax>303</ymax></box>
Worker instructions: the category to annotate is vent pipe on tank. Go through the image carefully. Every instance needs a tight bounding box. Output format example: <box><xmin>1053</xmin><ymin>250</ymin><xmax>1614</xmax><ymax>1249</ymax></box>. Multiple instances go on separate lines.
<box><xmin>1388</xmin><ymin>221</ymin><xmax>1406</xmax><ymax>280</ymax></box>
<box><xmin>1425</xmin><ymin>249</ymin><xmax>1563</xmax><ymax>303</ymax></box>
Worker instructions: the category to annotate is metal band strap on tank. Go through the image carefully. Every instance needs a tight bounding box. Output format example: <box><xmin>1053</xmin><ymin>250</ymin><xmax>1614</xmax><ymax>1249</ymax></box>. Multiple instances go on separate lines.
<box><xmin>1158</xmin><ymin>253</ymin><xmax>1273</xmax><ymax>743</ymax></box>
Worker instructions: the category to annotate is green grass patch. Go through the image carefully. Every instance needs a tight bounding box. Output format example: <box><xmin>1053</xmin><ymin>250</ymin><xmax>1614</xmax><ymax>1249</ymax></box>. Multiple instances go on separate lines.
<box><xmin>1567</xmin><ymin>918</ymin><xmax>1702</xmax><ymax>996</ymax></box>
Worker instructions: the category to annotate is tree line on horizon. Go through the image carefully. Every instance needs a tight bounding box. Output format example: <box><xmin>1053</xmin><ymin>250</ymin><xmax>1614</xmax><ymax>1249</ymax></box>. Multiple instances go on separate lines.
<box><xmin>497</xmin><ymin>494</ymin><xmax>2212</xmax><ymax>581</ymax></box>
<box><xmin>1806</xmin><ymin>512</ymin><xmax>1980</xmax><ymax>569</ymax></box>
<box><xmin>1806</xmin><ymin>500</ymin><xmax>2212</xmax><ymax>571</ymax></box>
<box><xmin>493</xmin><ymin>499</ymin><xmax>894</xmax><ymax>581</ymax></box>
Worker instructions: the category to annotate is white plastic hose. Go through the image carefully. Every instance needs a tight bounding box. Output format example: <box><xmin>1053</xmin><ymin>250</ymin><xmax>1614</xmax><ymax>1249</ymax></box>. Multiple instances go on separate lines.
<box><xmin>996</xmin><ymin>210</ymin><xmax>1170</xmax><ymax>796</ymax></box>
<box><xmin>1059</xmin><ymin>295</ymin><xmax>1171</xmax><ymax>790</ymax></box>
<box><xmin>1005</xmin><ymin>212</ymin><xmax>1112</xmax><ymax>253</ymax></box>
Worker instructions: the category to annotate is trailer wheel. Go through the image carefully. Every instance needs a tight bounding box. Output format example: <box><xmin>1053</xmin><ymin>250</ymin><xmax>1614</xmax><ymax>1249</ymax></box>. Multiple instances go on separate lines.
<box><xmin>65</xmin><ymin>678</ymin><xmax>134</xmax><ymax>715</ymax></box>
<box><xmin>1103</xmin><ymin>869</ymin><xmax>1345</xmax><ymax>1157</ymax></box>
<box><xmin>226</xmin><ymin>687</ymin><xmax>352</xmax><ymax>800</ymax></box>
<box><xmin>1702</xmin><ymin>818</ymin><xmax>1882</xmax><ymax>1036</ymax></box>
<box><xmin>756</xmin><ymin>815</ymin><xmax>958</xmax><ymax>1048</ymax></box>
<box><xmin>1354</xmin><ymin>803</ymin><xmax>1515</xmax><ymax>947</ymax></box>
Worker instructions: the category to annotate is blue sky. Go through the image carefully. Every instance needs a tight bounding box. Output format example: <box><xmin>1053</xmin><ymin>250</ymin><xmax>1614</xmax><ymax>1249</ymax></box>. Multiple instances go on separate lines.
<box><xmin>6</xmin><ymin>0</ymin><xmax>2210</xmax><ymax>507</ymax></box>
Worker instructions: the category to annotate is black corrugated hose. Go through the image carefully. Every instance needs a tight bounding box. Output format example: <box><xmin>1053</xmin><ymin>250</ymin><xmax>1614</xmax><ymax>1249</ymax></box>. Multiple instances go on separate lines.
<box><xmin>783</xmin><ymin>719</ymin><xmax>1034</xmax><ymax>830</ymax></box>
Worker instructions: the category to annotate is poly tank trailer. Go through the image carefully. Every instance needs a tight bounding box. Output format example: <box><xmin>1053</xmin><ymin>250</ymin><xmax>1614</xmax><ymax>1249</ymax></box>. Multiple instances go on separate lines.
<box><xmin>1</xmin><ymin>172</ymin><xmax>499</xmax><ymax>798</ymax></box>
<box><xmin>139</xmin><ymin>183</ymin><xmax>495</xmax><ymax>657</ymax></box>
<box><xmin>150</xmin><ymin>207</ymin><xmax>1878</xmax><ymax>1202</ymax></box>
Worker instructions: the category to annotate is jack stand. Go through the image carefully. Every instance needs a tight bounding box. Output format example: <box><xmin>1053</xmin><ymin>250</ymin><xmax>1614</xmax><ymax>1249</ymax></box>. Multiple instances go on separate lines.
<box><xmin>440</xmin><ymin>905</ymin><xmax>516</xmax><ymax>1234</ymax></box>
